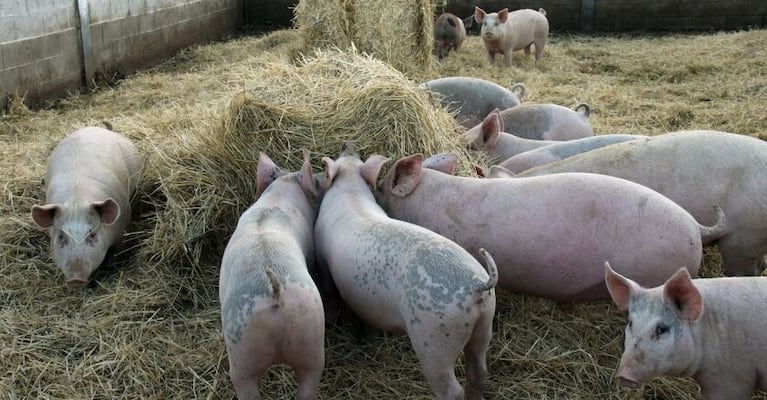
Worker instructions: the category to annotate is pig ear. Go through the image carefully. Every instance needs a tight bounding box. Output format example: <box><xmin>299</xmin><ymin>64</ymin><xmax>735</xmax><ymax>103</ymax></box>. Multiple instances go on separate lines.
<box><xmin>298</xmin><ymin>150</ymin><xmax>318</xmax><ymax>198</ymax></box>
<box><xmin>31</xmin><ymin>204</ymin><xmax>62</xmax><ymax>228</ymax></box>
<box><xmin>498</xmin><ymin>8</ymin><xmax>509</xmax><ymax>23</ymax></box>
<box><xmin>462</xmin><ymin>15</ymin><xmax>474</xmax><ymax>29</ymax></box>
<box><xmin>604</xmin><ymin>262</ymin><xmax>641</xmax><ymax>310</ymax></box>
<box><xmin>488</xmin><ymin>165</ymin><xmax>515</xmax><ymax>178</ymax></box>
<box><xmin>510</xmin><ymin>83</ymin><xmax>527</xmax><ymax>100</ymax></box>
<box><xmin>387</xmin><ymin>154</ymin><xmax>423</xmax><ymax>197</ymax></box>
<box><xmin>92</xmin><ymin>198</ymin><xmax>120</xmax><ymax>225</ymax></box>
<box><xmin>422</xmin><ymin>153</ymin><xmax>459</xmax><ymax>175</ymax></box>
<box><xmin>480</xmin><ymin>111</ymin><xmax>503</xmax><ymax>148</ymax></box>
<box><xmin>663</xmin><ymin>268</ymin><xmax>704</xmax><ymax>321</ymax></box>
<box><xmin>360</xmin><ymin>155</ymin><xmax>390</xmax><ymax>189</ymax></box>
<box><xmin>322</xmin><ymin>156</ymin><xmax>338</xmax><ymax>188</ymax></box>
<box><xmin>256</xmin><ymin>153</ymin><xmax>283</xmax><ymax>196</ymax></box>
<box><xmin>474</xmin><ymin>6</ymin><xmax>485</xmax><ymax>23</ymax></box>
<box><xmin>473</xmin><ymin>164</ymin><xmax>485</xmax><ymax>177</ymax></box>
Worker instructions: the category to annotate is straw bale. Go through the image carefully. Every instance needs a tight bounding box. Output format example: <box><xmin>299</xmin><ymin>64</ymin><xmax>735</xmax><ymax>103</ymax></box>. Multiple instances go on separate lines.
<box><xmin>135</xmin><ymin>47</ymin><xmax>470</xmax><ymax>275</ymax></box>
<box><xmin>294</xmin><ymin>0</ymin><xmax>436</xmax><ymax>79</ymax></box>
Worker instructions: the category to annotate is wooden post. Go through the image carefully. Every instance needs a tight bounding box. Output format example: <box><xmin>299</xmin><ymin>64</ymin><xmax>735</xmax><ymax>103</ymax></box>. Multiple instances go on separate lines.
<box><xmin>75</xmin><ymin>0</ymin><xmax>95</xmax><ymax>87</ymax></box>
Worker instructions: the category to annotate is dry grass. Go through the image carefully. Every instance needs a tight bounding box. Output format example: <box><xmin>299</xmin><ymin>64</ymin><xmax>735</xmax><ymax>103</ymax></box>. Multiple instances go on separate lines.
<box><xmin>1</xmin><ymin>26</ymin><xmax>766</xmax><ymax>399</ymax></box>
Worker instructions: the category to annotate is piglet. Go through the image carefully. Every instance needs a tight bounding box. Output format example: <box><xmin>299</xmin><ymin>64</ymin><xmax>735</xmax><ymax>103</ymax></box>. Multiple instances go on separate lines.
<box><xmin>466</xmin><ymin>108</ymin><xmax>558</xmax><ymax>163</ymax></box>
<box><xmin>314</xmin><ymin>143</ymin><xmax>497</xmax><ymax>400</ymax></box>
<box><xmin>474</xmin><ymin>6</ymin><xmax>549</xmax><ymax>66</ymax></box>
<box><xmin>422</xmin><ymin>76</ymin><xmax>526</xmax><ymax>128</ymax></box>
<box><xmin>434</xmin><ymin>13</ymin><xmax>470</xmax><ymax>60</ymax></box>
<box><xmin>498</xmin><ymin>102</ymin><xmax>594</xmax><ymax>140</ymax></box>
<box><xmin>219</xmin><ymin>152</ymin><xmax>324</xmax><ymax>400</ymax></box>
<box><xmin>497</xmin><ymin>133</ymin><xmax>645</xmax><ymax>173</ymax></box>
<box><xmin>377</xmin><ymin>153</ymin><xmax>727</xmax><ymax>304</ymax></box>
<box><xmin>31</xmin><ymin>126</ymin><xmax>142</xmax><ymax>287</ymax></box>
<box><xmin>605</xmin><ymin>263</ymin><xmax>767</xmax><ymax>400</ymax></box>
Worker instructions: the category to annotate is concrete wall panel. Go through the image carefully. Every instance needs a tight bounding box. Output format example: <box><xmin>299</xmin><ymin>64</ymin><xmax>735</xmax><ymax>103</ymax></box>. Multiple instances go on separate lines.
<box><xmin>1</xmin><ymin>0</ymin><xmax>243</xmax><ymax>109</ymax></box>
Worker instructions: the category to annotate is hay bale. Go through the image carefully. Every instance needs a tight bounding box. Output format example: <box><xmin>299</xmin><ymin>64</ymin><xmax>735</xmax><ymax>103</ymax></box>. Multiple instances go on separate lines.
<box><xmin>136</xmin><ymin>47</ymin><xmax>471</xmax><ymax>272</ymax></box>
<box><xmin>294</xmin><ymin>0</ymin><xmax>436</xmax><ymax>79</ymax></box>
<box><xmin>293</xmin><ymin>0</ymin><xmax>353</xmax><ymax>50</ymax></box>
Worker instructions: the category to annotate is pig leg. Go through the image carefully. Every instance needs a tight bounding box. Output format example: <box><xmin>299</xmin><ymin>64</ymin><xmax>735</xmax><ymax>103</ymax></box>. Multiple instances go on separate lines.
<box><xmin>285</xmin><ymin>292</ymin><xmax>325</xmax><ymax>400</ymax></box>
<box><xmin>524</xmin><ymin>44</ymin><xmax>531</xmax><ymax>56</ymax></box>
<box><xmin>408</xmin><ymin>324</ymin><xmax>465</xmax><ymax>400</ymax></box>
<box><xmin>502</xmin><ymin>52</ymin><xmax>512</xmax><ymax>67</ymax></box>
<box><xmin>228</xmin><ymin>343</ymin><xmax>274</xmax><ymax>400</ymax></box>
<box><xmin>718</xmin><ymin>235</ymin><xmax>767</xmax><ymax>276</ymax></box>
<box><xmin>486</xmin><ymin>51</ymin><xmax>496</xmax><ymax>65</ymax></box>
<box><xmin>463</xmin><ymin>306</ymin><xmax>495</xmax><ymax>399</ymax></box>
<box><xmin>534</xmin><ymin>41</ymin><xmax>545</xmax><ymax>63</ymax></box>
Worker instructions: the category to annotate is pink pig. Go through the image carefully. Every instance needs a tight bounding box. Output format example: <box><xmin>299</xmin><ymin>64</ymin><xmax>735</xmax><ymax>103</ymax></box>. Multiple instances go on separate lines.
<box><xmin>31</xmin><ymin>126</ymin><xmax>142</xmax><ymax>287</ymax></box>
<box><xmin>474</xmin><ymin>6</ymin><xmax>549</xmax><ymax>66</ymax></box>
<box><xmin>219</xmin><ymin>152</ymin><xmax>324</xmax><ymax>400</ymax></box>
<box><xmin>605</xmin><ymin>263</ymin><xmax>767</xmax><ymax>399</ymax></box>
<box><xmin>314</xmin><ymin>143</ymin><xmax>497</xmax><ymax>400</ymax></box>
<box><xmin>377</xmin><ymin>153</ymin><xmax>727</xmax><ymax>303</ymax></box>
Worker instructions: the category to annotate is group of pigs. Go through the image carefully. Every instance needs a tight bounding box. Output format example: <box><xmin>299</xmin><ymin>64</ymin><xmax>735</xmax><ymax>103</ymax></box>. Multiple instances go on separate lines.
<box><xmin>29</xmin><ymin>12</ymin><xmax>767</xmax><ymax>397</ymax></box>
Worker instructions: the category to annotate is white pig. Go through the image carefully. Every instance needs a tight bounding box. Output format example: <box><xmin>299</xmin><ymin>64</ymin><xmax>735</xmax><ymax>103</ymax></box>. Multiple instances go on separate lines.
<box><xmin>474</xmin><ymin>6</ymin><xmax>549</xmax><ymax>66</ymax></box>
<box><xmin>605</xmin><ymin>263</ymin><xmax>767</xmax><ymax>400</ymax></box>
<box><xmin>30</xmin><ymin>126</ymin><xmax>141</xmax><ymax>287</ymax></box>
<box><xmin>314</xmin><ymin>143</ymin><xmax>497</xmax><ymax>400</ymax></box>
<box><xmin>219</xmin><ymin>152</ymin><xmax>324</xmax><ymax>400</ymax></box>
<box><xmin>466</xmin><ymin>108</ymin><xmax>558</xmax><ymax>163</ymax></box>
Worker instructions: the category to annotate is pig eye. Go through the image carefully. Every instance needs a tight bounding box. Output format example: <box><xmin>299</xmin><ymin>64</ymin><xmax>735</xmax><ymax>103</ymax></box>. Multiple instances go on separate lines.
<box><xmin>86</xmin><ymin>231</ymin><xmax>98</xmax><ymax>244</ymax></box>
<box><xmin>57</xmin><ymin>232</ymin><xmax>68</xmax><ymax>246</ymax></box>
<box><xmin>654</xmin><ymin>323</ymin><xmax>670</xmax><ymax>337</ymax></box>
<box><xmin>627</xmin><ymin>319</ymin><xmax>633</xmax><ymax>329</ymax></box>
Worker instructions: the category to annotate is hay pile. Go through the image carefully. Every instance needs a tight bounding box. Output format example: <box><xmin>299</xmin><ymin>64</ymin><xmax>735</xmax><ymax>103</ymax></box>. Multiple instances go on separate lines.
<box><xmin>137</xmin><ymin>47</ymin><xmax>470</xmax><ymax>274</ymax></box>
<box><xmin>293</xmin><ymin>0</ymin><xmax>436</xmax><ymax>78</ymax></box>
<box><xmin>1</xmin><ymin>27</ymin><xmax>766</xmax><ymax>399</ymax></box>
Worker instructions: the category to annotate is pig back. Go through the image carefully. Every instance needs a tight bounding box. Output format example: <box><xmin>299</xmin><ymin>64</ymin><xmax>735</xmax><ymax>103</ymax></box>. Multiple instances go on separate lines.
<box><xmin>382</xmin><ymin>169</ymin><xmax>703</xmax><ymax>302</ymax></box>
<box><xmin>423</xmin><ymin>77</ymin><xmax>522</xmax><ymax>128</ymax></box>
<box><xmin>519</xmin><ymin>130</ymin><xmax>767</xmax><ymax>225</ymax></box>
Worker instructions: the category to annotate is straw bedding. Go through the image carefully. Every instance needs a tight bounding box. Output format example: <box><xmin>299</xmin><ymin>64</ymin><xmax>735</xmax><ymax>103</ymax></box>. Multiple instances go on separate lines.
<box><xmin>1</xmin><ymin>24</ymin><xmax>766</xmax><ymax>400</ymax></box>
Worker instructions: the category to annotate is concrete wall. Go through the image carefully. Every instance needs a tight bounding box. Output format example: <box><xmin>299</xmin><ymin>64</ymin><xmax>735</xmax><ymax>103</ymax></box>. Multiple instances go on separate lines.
<box><xmin>1</xmin><ymin>0</ymin><xmax>243</xmax><ymax>109</ymax></box>
<box><xmin>443</xmin><ymin>0</ymin><xmax>767</xmax><ymax>32</ymax></box>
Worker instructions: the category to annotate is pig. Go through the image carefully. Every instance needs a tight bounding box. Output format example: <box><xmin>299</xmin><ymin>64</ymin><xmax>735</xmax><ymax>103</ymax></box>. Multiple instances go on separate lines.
<box><xmin>421</xmin><ymin>76</ymin><xmax>526</xmax><ymax>128</ymax></box>
<box><xmin>219</xmin><ymin>152</ymin><xmax>325</xmax><ymax>400</ymax></box>
<box><xmin>604</xmin><ymin>263</ymin><xmax>767</xmax><ymax>399</ymax></box>
<box><xmin>474</xmin><ymin>6</ymin><xmax>549</xmax><ymax>66</ymax></box>
<box><xmin>376</xmin><ymin>153</ymin><xmax>727</xmax><ymax>304</ymax></box>
<box><xmin>314</xmin><ymin>143</ymin><xmax>497</xmax><ymax>400</ymax></box>
<box><xmin>518</xmin><ymin>130</ymin><xmax>767</xmax><ymax>276</ymax></box>
<box><xmin>30</xmin><ymin>126</ymin><xmax>142</xmax><ymax>287</ymax></box>
<box><xmin>498</xmin><ymin>102</ymin><xmax>594</xmax><ymax>140</ymax></box>
<box><xmin>434</xmin><ymin>13</ymin><xmax>470</xmax><ymax>60</ymax></box>
<box><xmin>496</xmin><ymin>133</ymin><xmax>646</xmax><ymax>173</ymax></box>
<box><xmin>467</xmin><ymin>108</ymin><xmax>558</xmax><ymax>163</ymax></box>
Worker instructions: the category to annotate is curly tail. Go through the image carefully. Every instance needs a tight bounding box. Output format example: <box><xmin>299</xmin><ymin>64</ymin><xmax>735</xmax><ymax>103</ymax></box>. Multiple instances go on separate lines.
<box><xmin>476</xmin><ymin>248</ymin><xmax>499</xmax><ymax>292</ymax></box>
<box><xmin>265</xmin><ymin>268</ymin><xmax>282</xmax><ymax>300</ymax></box>
<box><xmin>699</xmin><ymin>205</ymin><xmax>728</xmax><ymax>244</ymax></box>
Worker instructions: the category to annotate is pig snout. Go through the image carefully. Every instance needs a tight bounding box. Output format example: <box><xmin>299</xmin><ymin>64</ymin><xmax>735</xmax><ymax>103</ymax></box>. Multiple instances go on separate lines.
<box><xmin>61</xmin><ymin>258</ymin><xmax>96</xmax><ymax>287</ymax></box>
<box><xmin>616</xmin><ymin>374</ymin><xmax>641</xmax><ymax>389</ymax></box>
<box><xmin>616</xmin><ymin>359</ymin><xmax>643</xmax><ymax>389</ymax></box>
